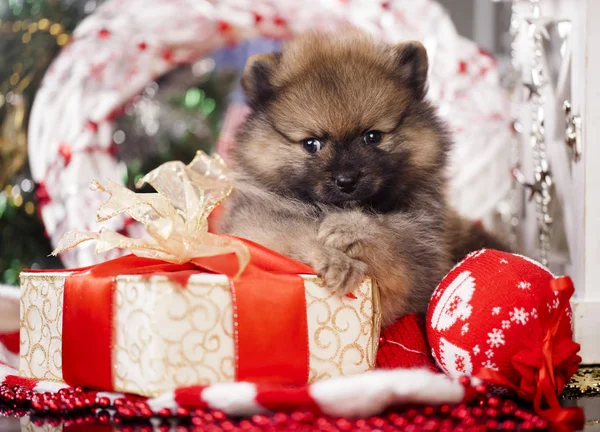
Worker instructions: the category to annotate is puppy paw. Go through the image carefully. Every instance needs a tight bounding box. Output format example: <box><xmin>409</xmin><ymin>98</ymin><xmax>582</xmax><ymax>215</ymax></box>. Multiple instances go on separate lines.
<box><xmin>311</xmin><ymin>247</ymin><xmax>368</xmax><ymax>296</ymax></box>
<box><xmin>317</xmin><ymin>211</ymin><xmax>376</xmax><ymax>259</ymax></box>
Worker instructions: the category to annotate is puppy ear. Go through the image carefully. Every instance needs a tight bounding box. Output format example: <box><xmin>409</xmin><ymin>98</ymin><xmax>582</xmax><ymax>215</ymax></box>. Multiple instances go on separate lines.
<box><xmin>394</xmin><ymin>41</ymin><xmax>429</xmax><ymax>99</ymax></box>
<box><xmin>241</xmin><ymin>52</ymin><xmax>280</xmax><ymax>108</ymax></box>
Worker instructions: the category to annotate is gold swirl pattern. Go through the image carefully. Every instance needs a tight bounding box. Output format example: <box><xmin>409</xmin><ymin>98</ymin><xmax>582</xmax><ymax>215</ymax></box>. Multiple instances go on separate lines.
<box><xmin>19</xmin><ymin>272</ymin><xmax>380</xmax><ymax>397</ymax></box>
<box><xmin>19</xmin><ymin>273</ymin><xmax>69</xmax><ymax>382</ymax></box>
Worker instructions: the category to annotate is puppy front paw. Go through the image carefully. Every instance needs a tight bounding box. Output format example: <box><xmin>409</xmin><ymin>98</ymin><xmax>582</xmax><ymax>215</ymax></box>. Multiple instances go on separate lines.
<box><xmin>317</xmin><ymin>211</ymin><xmax>376</xmax><ymax>259</ymax></box>
<box><xmin>311</xmin><ymin>247</ymin><xmax>368</xmax><ymax>296</ymax></box>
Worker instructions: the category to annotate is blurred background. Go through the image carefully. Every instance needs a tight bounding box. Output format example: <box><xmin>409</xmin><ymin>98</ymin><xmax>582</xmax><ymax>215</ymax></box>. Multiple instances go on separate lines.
<box><xmin>0</xmin><ymin>0</ymin><xmax>572</xmax><ymax>286</ymax></box>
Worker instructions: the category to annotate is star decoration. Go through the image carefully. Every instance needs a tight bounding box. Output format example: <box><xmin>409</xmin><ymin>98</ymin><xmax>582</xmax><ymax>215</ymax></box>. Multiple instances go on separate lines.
<box><xmin>526</xmin><ymin>16</ymin><xmax>552</xmax><ymax>40</ymax></box>
<box><xmin>511</xmin><ymin>166</ymin><xmax>552</xmax><ymax>202</ymax></box>
<box><xmin>523</xmin><ymin>82</ymin><xmax>542</xmax><ymax>101</ymax></box>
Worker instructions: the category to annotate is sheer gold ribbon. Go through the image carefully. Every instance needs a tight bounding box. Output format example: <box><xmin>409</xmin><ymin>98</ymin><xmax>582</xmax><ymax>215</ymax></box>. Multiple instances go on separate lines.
<box><xmin>52</xmin><ymin>151</ymin><xmax>250</xmax><ymax>276</ymax></box>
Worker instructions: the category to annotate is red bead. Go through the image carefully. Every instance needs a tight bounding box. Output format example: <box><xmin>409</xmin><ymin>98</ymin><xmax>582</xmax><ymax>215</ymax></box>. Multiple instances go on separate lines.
<box><xmin>291</xmin><ymin>411</ymin><xmax>307</xmax><ymax>423</ymax></box>
<box><xmin>74</xmin><ymin>386</ymin><xmax>84</xmax><ymax>393</ymax></box>
<box><xmin>336</xmin><ymin>418</ymin><xmax>353</xmax><ymax>431</ymax></box>
<box><xmin>471</xmin><ymin>407</ymin><xmax>483</xmax><ymax>417</ymax></box>
<box><xmin>521</xmin><ymin>421</ymin><xmax>535</xmax><ymax>431</ymax></box>
<box><xmin>252</xmin><ymin>414</ymin><xmax>270</xmax><ymax>426</ymax></box>
<box><xmin>405</xmin><ymin>408</ymin><xmax>418</xmax><ymax>418</ymax></box>
<box><xmin>140</xmin><ymin>407</ymin><xmax>153</xmax><ymax>418</ymax></box>
<box><xmin>158</xmin><ymin>407</ymin><xmax>172</xmax><ymax>417</ymax></box>
<box><xmin>423</xmin><ymin>406</ymin><xmax>435</xmax><ymax>415</ymax></box>
<box><xmin>488</xmin><ymin>397</ymin><xmax>500</xmax><ymax>407</ymax></box>
<box><xmin>48</xmin><ymin>418</ymin><xmax>61</xmax><ymax>427</ymax></box>
<box><xmin>463</xmin><ymin>416</ymin><xmax>476</xmax><ymax>426</ymax></box>
<box><xmin>97</xmin><ymin>410</ymin><xmax>110</xmax><ymax>423</ymax></box>
<box><xmin>439</xmin><ymin>404</ymin><xmax>451</xmax><ymax>414</ymax></box>
<box><xmin>423</xmin><ymin>420</ymin><xmax>440</xmax><ymax>431</ymax></box>
<box><xmin>458</xmin><ymin>376</ymin><xmax>471</xmax><ymax>386</ymax></box>
<box><xmin>191</xmin><ymin>416</ymin><xmax>205</xmax><ymax>426</ymax></box>
<box><xmin>177</xmin><ymin>407</ymin><xmax>190</xmax><ymax>417</ymax></box>
<box><xmin>534</xmin><ymin>419</ymin><xmax>548</xmax><ymax>429</ymax></box>
<box><xmin>239</xmin><ymin>419</ymin><xmax>253</xmax><ymax>430</ymax></box>
<box><xmin>97</xmin><ymin>396</ymin><xmax>110</xmax><ymax>408</ymax></box>
<box><xmin>118</xmin><ymin>407</ymin><xmax>134</xmax><ymax>417</ymax></box>
<box><xmin>501</xmin><ymin>420</ymin><xmax>516</xmax><ymax>430</ymax></box>
<box><xmin>221</xmin><ymin>421</ymin><xmax>235</xmax><ymax>431</ymax></box>
<box><xmin>392</xmin><ymin>416</ymin><xmax>408</xmax><ymax>427</ymax></box>
<box><xmin>273</xmin><ymin>412</ymin><xmax>288</xmax><ymax>425</ymax></box>
<box><xmin>474</xmin><ymin>384</ymin><xmax>488</xmax><ymax>394</ymax></box>
<box><xmin>414</xmin><ymin>414</ymin><xmax>426</xmax><ymax>425</ymax></box>
<box><xmin>157</xmin><ymin>424</ymin><xmax>170</xmax><ymax>432</ymax></box>
<box><xmin>369</xmin><ymin>416</ymin><xmax>387</xmax><ymax>428</ymax></box>
<box><xmin>213</xmin><ymin>410</ymin><xmax>226</xmax><ymax>421</ymax></box>
<box><xmin>486</xmin><ymin>408</ymin><xmax>498</xmax><ymax>418</ymax></box>
<box><xmin>98</xmin><ymin>29</ymin><xmax>110</xmax><ymax>39</ymax></box>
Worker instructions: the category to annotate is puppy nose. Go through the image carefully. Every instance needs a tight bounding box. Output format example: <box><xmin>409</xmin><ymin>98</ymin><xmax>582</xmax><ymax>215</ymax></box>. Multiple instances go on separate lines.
<box><xmin>334</xmin><ymin>174</ymin><xmax>359</xmax><ymax>193</ymax></box>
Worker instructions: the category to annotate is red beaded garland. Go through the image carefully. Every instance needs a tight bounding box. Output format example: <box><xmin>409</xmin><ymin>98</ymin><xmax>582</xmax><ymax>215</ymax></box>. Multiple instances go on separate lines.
<box><xmin>0</xmin><ymin>380</ymin><xmax>552</xmax><ymax>431</ymax></box>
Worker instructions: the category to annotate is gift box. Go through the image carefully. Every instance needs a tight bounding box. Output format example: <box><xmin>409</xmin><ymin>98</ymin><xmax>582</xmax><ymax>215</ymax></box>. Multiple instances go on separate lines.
<box><xmin>18</xmin><ymin>152</ymin><xmax>381</xmax><ymax>397</ymax></box>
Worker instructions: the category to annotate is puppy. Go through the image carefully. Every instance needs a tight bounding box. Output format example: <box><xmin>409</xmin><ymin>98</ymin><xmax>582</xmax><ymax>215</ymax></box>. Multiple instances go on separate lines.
<box><xmin>216</xmin><ymin>30</ymin><xmax>509</xmax><ymax>326</ymax></box>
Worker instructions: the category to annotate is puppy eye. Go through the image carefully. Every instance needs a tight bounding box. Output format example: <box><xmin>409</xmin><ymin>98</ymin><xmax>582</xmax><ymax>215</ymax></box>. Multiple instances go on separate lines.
<box><xmin>364</xmin><ymin>130</ymin><xmax>383</xmax><ymax>145</ymax></box>
<box><xmin>302</xmin><ymin>138</ymin><xmax>324</xmax><ymax>154</ymax></box>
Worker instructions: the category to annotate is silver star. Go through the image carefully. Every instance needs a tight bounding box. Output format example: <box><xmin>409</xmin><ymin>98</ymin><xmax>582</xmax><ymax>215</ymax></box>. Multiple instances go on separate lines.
<box><xmin>526</xmin><ymin>15</ymin><xmax>554</xmax><ymax>40</ymax></box>
<box><xmin>524</xmin><ymin>82</ymin><xmax>541</xmax><ymax>100</ymax></box>
<box><xmin>511</xmin><ymin>166</ymin><xmax>552</xmax><ymax>202</ymax></box>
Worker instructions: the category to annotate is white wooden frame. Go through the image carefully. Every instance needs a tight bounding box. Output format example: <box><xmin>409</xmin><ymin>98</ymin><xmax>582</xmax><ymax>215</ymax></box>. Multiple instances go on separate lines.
<box><xmin>542</xmin><ymin>0</ymin><xmax>600</xmax><ymax>364</ymax></box>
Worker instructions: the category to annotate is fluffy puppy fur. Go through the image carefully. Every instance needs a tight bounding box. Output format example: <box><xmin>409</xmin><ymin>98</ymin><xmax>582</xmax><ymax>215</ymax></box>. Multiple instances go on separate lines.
<box><xmin>216</xmin><ymin>29</ymin><xmax>509</xmax><ymax>326</ymax></box>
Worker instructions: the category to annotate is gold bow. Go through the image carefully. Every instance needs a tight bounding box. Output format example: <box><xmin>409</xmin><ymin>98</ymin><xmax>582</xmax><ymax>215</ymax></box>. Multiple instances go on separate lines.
<box><xmin>52</xmin><ymin>151</ymin><xmax>250</xmax><ymax>276</ymax></box>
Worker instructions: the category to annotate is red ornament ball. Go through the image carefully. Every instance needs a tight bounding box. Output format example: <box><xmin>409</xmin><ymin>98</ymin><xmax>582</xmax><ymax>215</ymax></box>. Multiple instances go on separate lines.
<box><xmin>426</xmin><ymin>249</ymin><xmax>580</xmax><ymax>401</ymax></box>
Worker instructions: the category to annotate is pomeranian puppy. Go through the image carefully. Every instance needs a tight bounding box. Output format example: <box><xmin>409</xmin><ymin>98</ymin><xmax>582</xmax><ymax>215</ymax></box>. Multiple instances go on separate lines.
<box><xmin>216</xmin><ymin>29</ymin><xmax>508</xmax><ymax>326</ymax></box>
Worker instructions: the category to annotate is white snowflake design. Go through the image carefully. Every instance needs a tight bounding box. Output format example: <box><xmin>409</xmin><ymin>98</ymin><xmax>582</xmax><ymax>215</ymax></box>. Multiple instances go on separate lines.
<box><xmin>547</xmin><ymin>298</ymin><xmax>560</xmax><ymax>312</ymax></box>
<box><xmin>492</xmin><ymin>307</ymin><xmax>501</xmax><ymax>316</ymax></box>
<box><xmin>482</xmin><ymin>359</ymin><xmax>499</xmax><ymax>371</ymax></box>
<box><xmin>461</xmin><ymin>323</ymin><xmax>469</xmax><ymax>335</ymax></box>
<box><xmin>531</xmin><ymin>308</ymin><xmax>538</xmax><ymax>319</ymax></box>
<box><xmin>501</xmin><ymin>320</ymin><xmax>511</xmax><ymax>329</ymax></box>
<box><xmin>487</xmin><ymin>328</ymin><xmax>505</xmax><ymax>348</ymax></box>
<box><xmin>500</xmin><ymin>258</ymin><xmax>509</xmax><ymax>264</ymax></box>
<box><xmin>509</xmin><ymin>307</ymin><xmax>529</xmax><ymax>325</ymax></box>
<box><xmin>517</xmin><ymin>281</ymin><xmax>531</xmax><ymax>290</ymax></box>
<box><xmin>473</xmin><ymin>345</ymin><xmax>480</xmax><ymax>355</ymax></box>
<box><xmin>485</xmin><ymin>349</ymin><xmax>494</xmax><ymax>358</ymax></box>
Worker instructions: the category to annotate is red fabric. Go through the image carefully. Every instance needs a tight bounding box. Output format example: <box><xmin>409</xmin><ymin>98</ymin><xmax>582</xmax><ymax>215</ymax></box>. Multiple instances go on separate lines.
<box><xmin>376</xmin><ymin>314</ymin><xmax>438</xmax><ymax>372</ymax></box>
<box><xmin>234</xmin><ymin>272</ymin><xmax>309</xmax><ymax>384</ymax></box>
<box><xmin>255</xmin><ymin>384</ymin><xmax>321</xmax><ymax>413</ymax></box>
<box><xmin>4</xmin><ymin>375</ymin><xmax>37</xmax><ymax>390</ymax></box>
<box><xmin>174</xmin><ymin>386</ymin><xmax>209</xmax><ymax>409</ymax></box>
<box><xmin>426</xmin><ymin>249</ymin><xmax>582</xmax><ymax>429</ymax></box>
<box><xmin>0</xmin><ymin>331</ymin><xmax>19</xmax><ymax>354</ymax></box>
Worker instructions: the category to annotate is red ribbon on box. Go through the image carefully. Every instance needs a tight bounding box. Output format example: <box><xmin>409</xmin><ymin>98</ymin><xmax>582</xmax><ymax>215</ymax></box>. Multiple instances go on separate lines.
<box><xmin>30</xmin><ymin>237</ymin><xmax>317</xmax><ymax>391</ymax></box>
